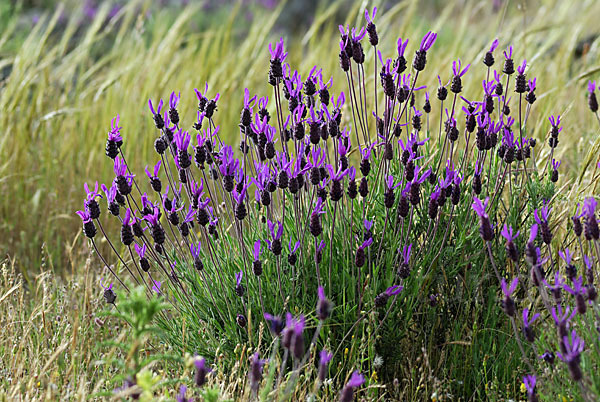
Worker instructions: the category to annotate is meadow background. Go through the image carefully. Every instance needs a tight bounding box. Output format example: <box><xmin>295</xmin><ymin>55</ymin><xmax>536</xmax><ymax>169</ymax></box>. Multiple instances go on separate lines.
<box><xmin>1</xmin><ymin>0</ymin><xmax>600</xmax><ymax>399</ymax></box>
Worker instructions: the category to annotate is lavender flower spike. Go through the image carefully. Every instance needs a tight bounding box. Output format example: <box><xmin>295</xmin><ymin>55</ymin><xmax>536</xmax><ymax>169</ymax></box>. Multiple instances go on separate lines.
<box><xmin>523</xmin><ymin>375</ymin><xmax>538</xmax><ymax>402</ymax></box>
<box><xmin>340</xmin><ymin>371</ymin><xmax>365</xmax><ymax>402</ymax></box>
<box><xmin>316</xmin><ymin>286</ymin><xmax>333</xmax><ymax>321</ymax></box>
<box><xmin>522</xmin><ymin>308</ymin><xmax>540</xmax><ymax>342</ymax></box>
<box><xmin>472</xmin><ymin>196</ymin><xmax>494</xmax><ymax>241</ymax></box>
<box><xmin>194</xmin><ymin>357</ymin><xmax>212</xmax><ymax>387</ymax></box>
<box><xmin>500</xmin><ymin>277</ymin><xmax>518</xmax><ymax>316</ymax></box>
<box><xmin>318</xmin><ymin>350</ymin><xmax>333</xmax><ymax>382</ymax></box>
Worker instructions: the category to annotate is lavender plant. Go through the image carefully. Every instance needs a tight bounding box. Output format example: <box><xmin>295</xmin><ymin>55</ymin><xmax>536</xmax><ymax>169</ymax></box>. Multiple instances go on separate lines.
<box><xmin>76</xmin><ymin>6</ymin><xmax>600</xmax><ymax>399</ymax></box>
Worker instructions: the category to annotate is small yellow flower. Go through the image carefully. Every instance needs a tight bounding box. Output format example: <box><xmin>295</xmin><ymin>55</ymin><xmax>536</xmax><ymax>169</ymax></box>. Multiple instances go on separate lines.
<box><xmin>520</xmin><ymin>382</ymin><xmax>526</xmax><ymax>394</ymax></box>
<box><xmin>344</xmin><ymin>348</ymin><xmax>349</xmax><ymax>358</ymax></box>
<box><xmin>371</xmin><ymin>371</ymin><xmax>378</xmax><ymax>382</ymax></box>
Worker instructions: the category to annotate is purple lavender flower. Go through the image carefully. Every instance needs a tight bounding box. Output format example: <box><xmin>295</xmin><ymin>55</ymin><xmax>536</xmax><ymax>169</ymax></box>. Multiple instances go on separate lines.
<box><xmin>551</xmin><ymin>305</ymin><xmax>576</xmax><ymax>349</ymax></box>
<box><xmin>194</xmin><ymin>357</ymin><xmax>211</xmax><ymax>387</ymax></box>
<box><xmin>483</xmin><ymin>39</ymin><xmax>499</xmax><ymax>66</ymax></box>
<box><xmin>105</xmin><ymin>114</ymin><xmax>123</xmax><ymax>158</ymax></box>
<box><xmin>412</xmin><ymin>31</ymin><xmax>437</xmax><ymax>71</ymax></box>
<box><xmin>548</xmin><ymin>115</ymin><xmax>562</xmax><ymax>148</ymax></box>
<box><xmin>340</xmin><ymin>371</ymin><xmax>365</xmax><ymax>402</ymax></box>
<box><xmin>557</xmin><ymin>330</ymin><xmax>585</xmax><ymax>381</ymax></box>
<box><xmin>148</xmin><ymin>98</ymin><xmax>165</xmax><ymax>128</ymax></box>
<box><xmin>318</xmin><ymin>349</ymin><xmax>333</xmax><ymax>382</ymax></box>
<box><xmin>583</xmin><ymin>197</ymin><xmax>599</xmax><ymax>240</ymax></box>
<box><xmin>522</xmin><ymin>308</ymin><xmax>540</xmax><ymax>342</ymax></box>
<box><xmin>563</xmin><ymin>277</ymin><xmax>587</xmax><ymax>314</ymax></box>
<box><xmin>264</xmin><ymin>313</ymin><xmax>285</xmax><ymax>336</ymax></box>
<box><xmin>267</xmin><ymin>219</ymin><xmax>283</xmax><ymax>255</ymax></box>
<box><xmin>375</xmin><ymin>285</ymin><xmax>403</xmax><ymax>308</ymax></box>
<box><xmin>558</xmin><ymin>248</ymin><xmax>576</xmax><ymax>280</ymax></box>
<box><xmin>355</xmin><ymin>238</ymin><xmax>373</xmax><ymax>268</ymax></box>
<box><xmin>450</xmin><ymin>59</ymin><xmax>470</xmax><ymax>93</ymax></box>
<box><xmin>501</xmin><ymin>224</ymin><xmax>520</xmax><ymax>262</ymax></box>
<box><xmin>534</xmin><ymin>203</ymin><xmax>552</xmax><ymax>245</ymax></box>
<box><xmin>100</xmin><ymin>277</ymin><xmax>116</xmax><ymax>304</ymax></box>
<box><xmin>397</xmin><ymin>244</ymin><xmax>412</xmax><ymax>279</ymax></box>
<box><xmin>268</xmin><ymin>37</ymin><xmax>287</xmax><ymax>81</ymax></box>
<box><xmin>472</xmin><ymin>196</ymin><xmax>494</xmax><ymax>241</ymax></box>
<box><xmin>523</xmin><ymin>375</ymin><xmax>538</xmax><ymax>402</ymax></box>
<box><xmin>588</xmin><ymin>80</ymin><xmax>598</xmax><ymax>112</ymax></box>
<box><xmin>550</xmin><ymin>158</ymin><xmax>560</xmax><ymax>182</ymax></box>
<box><xmin>176</xmin><ymin>385</ymin><xmax>190</xmax><ymax>402</ymax></box>
<box><xmin>544</xmin><ymin>271</ymin><xmax>565</xmax><ymax>303</ymax></box>
<box><xmin>76</xmin><ymin>208</ymin><xmax>97</xmax><ymax>238</ymax></box>
<box><xmin>282</xmin><ymin>314</ymin><xmax>305</xmax><ymax>359</ymax></box>
<box><xmin>316</xmin><ymin>286</ymin><xmax>333</xmax><ymax>321</ymax></box>
<box><xmin>145</xmin><ymin>160</ymin><xmax>162</xmax><ymax>192</ymax></box>
<box><xmin>500</xmin><ymin>277</ymin><xmax>518</xmax><ymax>316</ymax></box>
<box><xmin>517</xmin><ymin>59</ymin><xmax>527</xmax><ymax>75</ymax></box>
<box><xmin>397</xmin><ymin>37</ymin><xmax>409</xmax><ymax>58</ymax></box>
<box><xmin>249</xmin><ymin>352</ymin><xmax>266</xmax><ymax>393</ymax></box>
<box><xmin>503</xmin><ymin>45</ymin><xmax>515</xmax><ymax>75</ymax></box>
<box><xmin>252</xmin><ymin>240</ymin><xmax>262</xmax><ymax>276</ymax></box>
<box><xmin>152</xmin><ymin>280</ymin><xmax>162</xmax><ymax>295</ymax></box>
<box><xmin>234</xmin><ymin>270</ymin><xmax>245</xmax><ymax>297</ymax></box>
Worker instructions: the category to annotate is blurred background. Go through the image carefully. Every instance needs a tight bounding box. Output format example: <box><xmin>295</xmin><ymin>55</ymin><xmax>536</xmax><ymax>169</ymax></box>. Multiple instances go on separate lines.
<box><xmin>1</xmin><ymin>0</ymin><xmax>599</xmax><ymax>280</ymax></box>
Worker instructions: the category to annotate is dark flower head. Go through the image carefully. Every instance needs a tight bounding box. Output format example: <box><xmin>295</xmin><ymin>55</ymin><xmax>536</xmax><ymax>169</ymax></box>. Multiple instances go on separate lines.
<box><xmin>194</xmin><ymin>357</ymin><xmax>212</xmax><ymax>387</ymax></box>
<box><xmin>317</xmin><ymin>286</ymin><xmax>333</xmax><ymax>321</ymax></box>
<box><xmin>249</xmin><ymin>352</ymin><xmax>266</xmax><ymax>392</ymax></box>
<box><xmin>264</xmin><ymin>313</ymin><xmax>285</xmax><ymax>336</ymax></box>
<box><xmin>318</xmin><ymin>349</ymin><xmax>333</xmax><ymax>382</ymax></box>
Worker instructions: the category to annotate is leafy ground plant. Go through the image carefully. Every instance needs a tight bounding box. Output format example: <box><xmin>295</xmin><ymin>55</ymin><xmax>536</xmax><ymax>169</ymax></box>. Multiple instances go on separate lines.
<box><xmin>74</xmin><ymin>3</ymin><xmax>600</xmax><ymax>399</ymax></box>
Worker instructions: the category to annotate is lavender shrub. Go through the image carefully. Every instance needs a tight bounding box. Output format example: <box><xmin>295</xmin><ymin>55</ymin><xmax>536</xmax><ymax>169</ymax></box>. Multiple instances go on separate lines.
<box><xmin>76</xmin><ymin>6</ymin><xmax>600</xmax><ymax>399</ymax></box>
